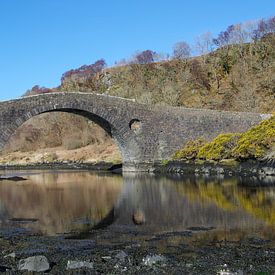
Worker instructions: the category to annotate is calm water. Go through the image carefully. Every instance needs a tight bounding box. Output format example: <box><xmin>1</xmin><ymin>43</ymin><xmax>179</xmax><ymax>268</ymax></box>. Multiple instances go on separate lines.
<box><xmin>0</xmin><ymin>170</ymin><xmax>274</xmax><ymax>242</ymax></box>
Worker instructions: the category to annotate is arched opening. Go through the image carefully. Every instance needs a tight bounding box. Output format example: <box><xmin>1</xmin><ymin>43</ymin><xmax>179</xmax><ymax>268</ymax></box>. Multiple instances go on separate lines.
<box><xmin>0</xmin><ymin>110</ymin><xmax>122</xmax><ymax>166</ymax></box>
<box><xmin>129</xmin><ymin>119</ymin><xmax>142</xmax><ymax>133</ymax></box>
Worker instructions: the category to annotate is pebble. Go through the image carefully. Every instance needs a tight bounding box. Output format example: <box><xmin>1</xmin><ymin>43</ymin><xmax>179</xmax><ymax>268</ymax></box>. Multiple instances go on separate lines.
<box><xmin>142</xmin><ymin>254</ymin><xmax>166</xmax><ymax>266</ymax></box>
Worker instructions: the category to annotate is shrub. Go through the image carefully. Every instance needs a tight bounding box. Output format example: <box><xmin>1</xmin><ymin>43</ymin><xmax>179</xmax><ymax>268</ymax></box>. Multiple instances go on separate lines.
<box><xmin>197</xmin><ymin>133</ymin><xmax>240</xmax><ymax>160</ymax></box>
<box><xmin>173</xmin><ymin>137</ymin><xmax>206</xmax><ymax>160</ymax></box>
<box><xmin>232</xmin><ymin>115</ymin><xmax>275</xmax><ymax>159</ymax></box>
<box><xmin>172</xmin><ymin>115</ymin><xmax>274</xmax><ymax>162</ymax></box>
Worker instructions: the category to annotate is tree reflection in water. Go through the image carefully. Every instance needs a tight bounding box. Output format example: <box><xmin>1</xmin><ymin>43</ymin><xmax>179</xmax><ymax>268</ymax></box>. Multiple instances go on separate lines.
<box><xmin>0</xmin><ymin>171</ymin><xmax>274</xmax><ymax>242</ymax></box>
<box><xmin>0</xmin><ymin>171</ymin><xmax>123</xmax><ymax>235</ymax></box>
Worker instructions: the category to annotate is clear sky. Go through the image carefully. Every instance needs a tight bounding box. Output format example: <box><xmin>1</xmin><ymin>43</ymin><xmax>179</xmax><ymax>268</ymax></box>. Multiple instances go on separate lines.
<box><xmin>0</xmin><ymin>0</ymin><xmax>274</xmax><ymax>100</ymax></box>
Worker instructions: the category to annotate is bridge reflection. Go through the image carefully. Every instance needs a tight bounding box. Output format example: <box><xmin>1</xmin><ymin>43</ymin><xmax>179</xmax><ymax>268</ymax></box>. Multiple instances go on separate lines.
<box><xmin>0</xmin><ymin>171</ymin><xmax>274</xmax><ymax>238</ymax></box>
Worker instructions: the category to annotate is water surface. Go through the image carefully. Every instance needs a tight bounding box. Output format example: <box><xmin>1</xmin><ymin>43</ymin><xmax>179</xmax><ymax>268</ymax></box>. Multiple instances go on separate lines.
<box><xmin>0</xmin><ymin>170</ymin><xmax>274</xmax><ymax>243</ymax></box>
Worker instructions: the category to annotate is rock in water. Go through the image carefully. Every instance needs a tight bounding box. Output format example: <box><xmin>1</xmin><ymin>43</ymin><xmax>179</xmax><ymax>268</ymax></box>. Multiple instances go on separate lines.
<box><xmin>0</xmin><ymin>176</ymin><xmax>27</xmax><ymax>181</ymax></box>
<box><xmin>67</xmin><ymin>260</ymin><xmax>94</xmax><ymax>270</ymax></box>
<box><xmin>18</xmin><ymin>255</ymin><xmax>50</xmax><ymax>272</ymax></box>
<box><xmin>132</xmin><ymin>210</ymin><xmax>145</xmax><ymax>225</ymax></box>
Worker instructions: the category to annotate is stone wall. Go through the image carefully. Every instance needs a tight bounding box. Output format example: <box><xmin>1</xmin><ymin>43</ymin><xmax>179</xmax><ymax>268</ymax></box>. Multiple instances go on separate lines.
<box><xmin>0</xmin><ymin>92</ymin><xmax>266</xmax><ymax>171</ymax></box>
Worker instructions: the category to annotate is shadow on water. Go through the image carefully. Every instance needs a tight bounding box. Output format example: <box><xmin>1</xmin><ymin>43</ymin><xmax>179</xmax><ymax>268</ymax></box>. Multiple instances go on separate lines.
<box><xmin>108</xmin><ymin>163</ymin><xmax>123</xmax><ymax>174</ymax></box>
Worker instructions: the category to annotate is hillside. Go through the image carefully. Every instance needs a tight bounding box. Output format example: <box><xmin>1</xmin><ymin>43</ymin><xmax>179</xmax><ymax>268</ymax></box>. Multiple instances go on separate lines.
<box><xmin>1</xmin><ymin>34</ymin><xmax>274</xmax><ymax>164</ymax></box>
<box><xmin>59</xmin><ymin>34</ymin><xmax>275</xmax><ymax>113</ymax></box>
<box><xmin>1</xmin><ymin>113</ymin><xmax>121</xmax><ymax>164</ymax></box>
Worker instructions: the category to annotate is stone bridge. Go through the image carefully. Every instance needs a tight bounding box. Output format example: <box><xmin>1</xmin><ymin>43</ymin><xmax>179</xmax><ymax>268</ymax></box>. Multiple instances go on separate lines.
<box><xmin>0</xmin><ymin>92</ymin><xmax>266</xmax><ymax>171</ymax></box>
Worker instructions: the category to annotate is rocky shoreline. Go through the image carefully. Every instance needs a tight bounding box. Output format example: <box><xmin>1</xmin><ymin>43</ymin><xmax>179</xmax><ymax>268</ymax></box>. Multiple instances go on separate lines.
<box><xmin>0</xmin><ymin>161</ymin><xmax>121</xmax><ymax>172</ymax></box>
<box><xmin>1</xmin><ymin>159</ymin><xmax>275</xmax><ymax>176</ymax></box>
<box><xmin>154</xmin><ymin>159</ymin><xmax>275</xmax><ymax>182</ymax></box>
<box><xmin>0</xmin><ymin>226</ymin><xmax>274</xmax><ymax>274</ymax></box>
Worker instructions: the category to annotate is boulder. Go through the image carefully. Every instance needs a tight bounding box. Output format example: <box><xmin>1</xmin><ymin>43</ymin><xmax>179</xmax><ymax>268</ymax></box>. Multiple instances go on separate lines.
<box><xmin>18</xmin><ymin>255</ymin><xmax>50</xmax><ymax>272</ymax></box>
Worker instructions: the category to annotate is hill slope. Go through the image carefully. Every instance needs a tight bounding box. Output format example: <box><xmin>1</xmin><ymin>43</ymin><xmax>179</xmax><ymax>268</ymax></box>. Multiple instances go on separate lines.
<box><xmin>59</xmin><ymin>35</ymin><xmax>275</xmax><ymax>113</ymax></box>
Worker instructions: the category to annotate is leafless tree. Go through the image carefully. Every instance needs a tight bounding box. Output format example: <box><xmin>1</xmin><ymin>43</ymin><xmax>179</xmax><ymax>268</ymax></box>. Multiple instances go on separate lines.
<box><xmin>172</xmin><ymin>41</ymin><xmax>191</xmax><ymax>59</ymax></box>
<box><xmin>194</xmin><ymin>32</ymin><xmax>213</xmax><ymax>56</ymax></box>
<box><xmin>134</xmin><ymin>50</ymin><xmax>156</xmax><ymax>64</ymax></box>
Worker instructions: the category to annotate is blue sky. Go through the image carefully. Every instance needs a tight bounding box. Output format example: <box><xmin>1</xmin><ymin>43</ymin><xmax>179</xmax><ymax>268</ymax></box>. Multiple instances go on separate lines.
<box><xmin>0</xmin><ymin>0</ymin><xmax>274</xmax><ymax>100</ymax></box>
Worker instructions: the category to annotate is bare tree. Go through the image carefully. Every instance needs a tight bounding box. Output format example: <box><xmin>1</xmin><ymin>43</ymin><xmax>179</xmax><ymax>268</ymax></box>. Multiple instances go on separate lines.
<box><xmin>61</xmin><ymin>59</ymin><xmax>106</xmax><ymax>82</ymax></box>
<box><xmin>23</xmin><ymin>85</ymin><xmax>52</xmax><ymax>96</ymax></box>
<box><xmin>134</xmin><ymin>50</ymin><xmax>156</xmax><ymax>64</ymax></box>
<box><xmin>243</xmin><ymin>20</ymin><xmax>259</xmax><ymax>41</ymax></box>
<box><xmin>172</xmin><ymin>41</ymin><xmax>191</xmax><ymax>59</ymax></box>
<box><xmin>194</xmin><ymin>32</ymin><xmax>213</xmax><ymax>56</ymax></box>
<box><xmin>153</xmin><ymin>52</ymin><xmax>170</xmax><ymax>62</ymax></box>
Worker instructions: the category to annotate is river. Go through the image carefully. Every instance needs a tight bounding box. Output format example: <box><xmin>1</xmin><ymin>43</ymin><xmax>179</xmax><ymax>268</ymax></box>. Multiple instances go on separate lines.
<box><xmin>0</xmin><ymin>170</ymin><xmax>274</xmax><ymax>273</ymax></box>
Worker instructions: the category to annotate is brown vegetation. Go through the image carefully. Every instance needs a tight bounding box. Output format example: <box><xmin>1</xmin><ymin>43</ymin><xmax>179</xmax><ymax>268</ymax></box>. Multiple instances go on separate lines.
<box><xmin>1</xmin><ymin>113</ymin><xmax>121</xmax><ymax>164</ymax></box>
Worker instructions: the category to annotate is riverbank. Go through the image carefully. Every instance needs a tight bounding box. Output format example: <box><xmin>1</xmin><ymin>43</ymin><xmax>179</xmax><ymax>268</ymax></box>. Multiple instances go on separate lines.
<box><xmin>0</xmin><ymin>223</ymin><xmax>274</xmax><ymax>274</ymax></box>
<box><xmin>0</xmin><ymin>161</ymin><xmax>122</xmax><ymax>172</ymax></box>
<box><xmin>154</xmin><ymin>159</ymin><xmax>275</xmax><ymax>175</ymax></box>
<box><xmin>1</xmin><ymin>159</ymin><xmax>275</xmax><ymax>181</ymax></box>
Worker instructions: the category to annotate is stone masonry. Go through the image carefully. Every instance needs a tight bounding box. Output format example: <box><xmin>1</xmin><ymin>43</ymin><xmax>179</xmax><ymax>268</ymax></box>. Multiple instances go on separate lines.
<box><xmin>0</xmin><ymin>92</ymin><xmax>267</xmax><ymax>171</ymax></box>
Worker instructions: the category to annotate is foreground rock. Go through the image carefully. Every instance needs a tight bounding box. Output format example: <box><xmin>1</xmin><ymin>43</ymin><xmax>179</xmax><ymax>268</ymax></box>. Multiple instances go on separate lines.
<box><xmin>115</xmin><ymin>250</ymin><xmax>128</xmax><ymax>262</ymax></box>
<box><xmin>18</xmin><ymin>255</ymin><xmax>50</xmax><ymax>272</ymax></box>
<box><xmin>4</xmin><ymin>252</ymin><xmax>16</xmax><ymax>258</ymax></box>
<box><xmin>142</xmin><ymin>254</ymin><xmax>166</xmax><ymax>266</ymax></box>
